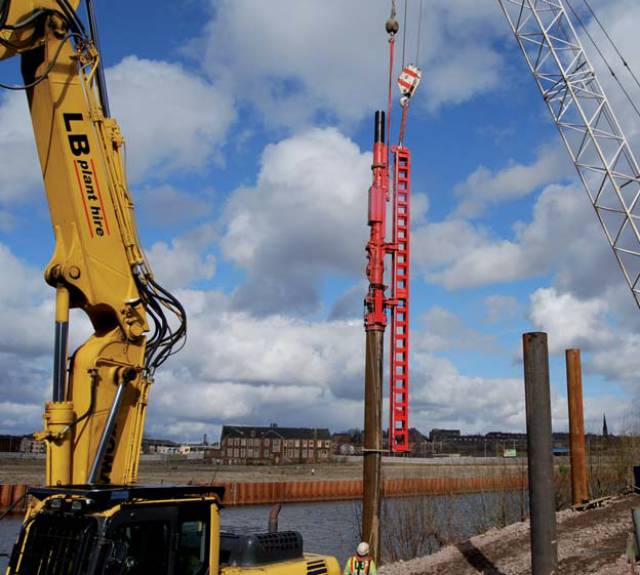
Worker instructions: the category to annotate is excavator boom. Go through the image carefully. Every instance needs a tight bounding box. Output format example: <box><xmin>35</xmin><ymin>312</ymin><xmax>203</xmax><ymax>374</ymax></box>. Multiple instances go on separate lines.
<box><xmin>0</xmin><ymin>0</ymin><xmax>185</xmax><ymax>487</ymax></box>
<box><xmin>3</xmin><ymin>3</ymin><xmax>340</xmax><ymax>574</ymax></box>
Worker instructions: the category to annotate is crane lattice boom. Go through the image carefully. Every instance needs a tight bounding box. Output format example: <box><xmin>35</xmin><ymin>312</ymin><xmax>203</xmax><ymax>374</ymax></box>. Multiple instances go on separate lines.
<box><xmin>498</xmin><ymin>0</ymin><xmax>640</xmax><ymax>309</ymax></box>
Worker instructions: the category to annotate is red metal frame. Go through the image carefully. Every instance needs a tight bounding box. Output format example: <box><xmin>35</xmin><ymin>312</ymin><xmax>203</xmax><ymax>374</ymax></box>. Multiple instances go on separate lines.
<box><xmin>388</xmin><ymin>146</ymin><xmax>411</xmax><ymax>453</ymax></box>
<box><xmin>364</xmin><ymin>114</ymin><xmax>389</xmax><ymax>334</ymax></box>
<box><xmin>363</xmin><ymin>27</ymin><xmax>415</xmax><ymax>455</ymax></box>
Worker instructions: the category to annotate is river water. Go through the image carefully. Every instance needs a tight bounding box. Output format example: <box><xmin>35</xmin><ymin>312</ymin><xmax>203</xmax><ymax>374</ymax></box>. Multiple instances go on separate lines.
<box><xmin>0</xmin><ymin>491</ymin><xmax>526</xmax><ymax>570</ymax></box>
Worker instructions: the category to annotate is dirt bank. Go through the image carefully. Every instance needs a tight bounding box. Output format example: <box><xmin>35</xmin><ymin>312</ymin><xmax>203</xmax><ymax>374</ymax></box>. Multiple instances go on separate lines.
<box><xmin>380</xmin><ymin>494</ymin><xmax>639</xmax><ymax>574</ymax></box>
<box><xmin>0</xmin><ymin>457</ymin><xmax>525</xmax><ymax>485</ymax></box>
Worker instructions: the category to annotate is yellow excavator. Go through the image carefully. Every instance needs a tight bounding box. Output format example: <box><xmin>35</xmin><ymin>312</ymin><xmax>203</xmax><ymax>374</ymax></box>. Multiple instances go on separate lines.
<box><xmin>1</xmin><ymin>1</ymin><xmax>340</xmax><ymax>573</ymax></box>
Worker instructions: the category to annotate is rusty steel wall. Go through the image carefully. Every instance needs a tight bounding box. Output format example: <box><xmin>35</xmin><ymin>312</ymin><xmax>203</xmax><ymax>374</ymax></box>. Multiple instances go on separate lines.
<box><xmin>211</xmin><ymin>475</ymin><xmax>527</xmax><ymax>506</ymax></box>
<box><xmin>0</xmin><ymin>476</ymin><xmax>528</xmax><ymax>511</ymax></box>
<box><xmin>0</xmin><ymin>484</ymin><xmax>28</xmax><ymax>514</ymax></box>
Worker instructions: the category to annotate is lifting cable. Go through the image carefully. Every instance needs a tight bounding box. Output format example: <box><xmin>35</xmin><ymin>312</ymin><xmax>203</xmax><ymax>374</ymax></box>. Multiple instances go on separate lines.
<box><xmin>386</xmin><ymin>1</ymin><xmax>399</xmax><ymax>150</ymax></box>
<box><xmin>581</xmin><ymin>0</ymin><xmax>640</xmax><ymax>94</ymax></box>
<box><xmin>565</xmin><ymin>0</ymin><xmax>640</xmax><ymax>122</ymax></box>
<box><xmin>385</xmin><ymin>0</ymin><xmax>424</xmax><ymax>144</ymax></box>
<box><xmin>401</xmin><ymin>0</ymin><xmax>408</xmax><ymax>68</ymax></box>
<box><xmin>395</xmin><ymin>0</ymin><xmax>424</xmax><ymax>147</ymax></box>
<box><xmin>415</xmin><ymin>0</ymin><xmax>423</xmax><ymax>68</ymax></box>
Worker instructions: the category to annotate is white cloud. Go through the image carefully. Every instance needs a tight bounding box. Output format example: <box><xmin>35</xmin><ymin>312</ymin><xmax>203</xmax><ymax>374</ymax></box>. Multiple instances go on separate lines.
<box><xmin>412</xmin><ymin>218</ymin><xmax>493</xmax><ymax>271</ymax></box>
<box><xmin>0</xmin><ymin>244</ymin><xmax>55</xmax><ymax>356</ymax></box>
<box><xmin>430</xmin><ymin>238</ymin><xmax>527</xmax><ymax>289</ymax></box>
<box><xmin>0</xmin><ymin>55</ymin><xmax>236</xmax><ymax>222</ymax></box>
<box><xmin>529</xmin><ymin>288</ymin><xmax>612</xmax><ymax>354</ymax></box>
<box><xmin>140</xmin><ymin>291</ymin><xmax>535</xmax><ymax>438</ymax></box>
<box><xmin>0</xmin><ymin>233</ymin><xmax>632</xmax><ymax>440</ymax></box>
<box><xmin>417</xmin><ymin>183</ymin><xmax>619</xmax><ymax>293</ymax></box>
<box><xmin>578</xmin><ymin>0</ymin><xmax>640</xmax><ymax>148</ymax></box>
<box><xmin>0</xmin><ymin>245</ymin><xmax>55</xmax><ymax>434</ymax></box>
<box><xmin>425</xmin><ymin>44</ymin><xmax>502</xmax><ymax>112</ymax></box>
<box><xmin>147</xmin><ymin>226</ymin><xmax>217</xmax><ymax>290</ymax></box>
<box><xmin>454</xmin><ymin>145</ymin><xmax>572</xmax><ymax>218</ymax></box>
<box><xmin>410</xmin><ymin>353</ymin><xmax>525</xmax><ymax>433</ymax></box>
<box><xmin>221</xmin><ymin>127</ymin><xmax>371</xmax><ymax>315</ymax></box>
<box><xmin>0</xmin><ymin>92</ymin><xmax>41</xmax><ymax>203</ymax></box>
<box><xmin>138</xmin><ymin>289</ymin><xmax>366</xmax><ymax>435</ymax></box>
<box><xmin>107</xmin><ymin>56</ymin><xmax>236</xmax><ymax>182</ymax></box>
<box><xmin>199</xmin><ymin>0</ymin><xmax>508</xmax><ymax>126</ymax></box>
<box><xmin>135</xmin><ymin>184</ymin><xmax>214</xmax><ymax>227</ymax></box>
<box><xmin>0</xmin><ymin>401</ymin><xmax>42</xmax><ymax>433</ymax></box>
<box><xmin>5</xmin><ymin>1</ymin><xmax>640</xmax><ymax>442</ymax></box>
<box><xmin>526</xmin><ymin>285</ymin><xmax>640</xmax><ymax>393</ymax></box>
<box><xmin>329</xmin><ymin>281</ymin><xmax>367</xmax><ymax>321</ymax></box>
<box><xmin>177</xmin><ymin>291</ymin><xmax>362</xmax><ymax>395</ymax></box>
<box><xmin>415</xmin><ymin>307</ymin><xmax>496</xmax><ymax>353</ymax></box>
<box><xmin>589</xmin><ymin>331</ymin><xmax>640</xmax><ymax>386</ymax></box>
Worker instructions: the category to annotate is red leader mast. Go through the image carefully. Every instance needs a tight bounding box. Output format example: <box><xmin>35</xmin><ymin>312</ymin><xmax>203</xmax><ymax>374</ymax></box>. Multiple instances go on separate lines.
<box><xmin>362</xmin><ymin>3</ymin><xmax>421</xmax><ymax>562</ymax></box>
<box><xmin>363</xmin><ymin>16</ymin><xmax>421</xmax><ymax>458</ymax></box>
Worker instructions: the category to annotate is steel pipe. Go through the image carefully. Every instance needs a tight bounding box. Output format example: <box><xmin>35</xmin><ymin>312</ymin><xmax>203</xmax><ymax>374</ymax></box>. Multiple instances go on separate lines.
<box><xmin>523</xmin><ymin>332</ymin><xmax>557</xmax><ymax>575</ymax></box>
<box><xmin>566</xmin><ymin>349</ymin><xmax>588</xmax><ymax>506</ymax></box>
<box><xmin>363</xmin><ymin>330</ymin><xmax>383</xmax><ymax>564</ymax></box>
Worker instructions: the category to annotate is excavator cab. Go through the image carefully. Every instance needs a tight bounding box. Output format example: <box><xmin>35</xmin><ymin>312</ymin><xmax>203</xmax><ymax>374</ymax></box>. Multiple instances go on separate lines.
<box><xmin>7</xmin><ymin>486</ymin><xmax>220</xmax><ymax>575</ymax></box>
<box><xmin>6</xmin><ymin>486</ymin><xmax>340</xmax><ymax>575</ymax></box>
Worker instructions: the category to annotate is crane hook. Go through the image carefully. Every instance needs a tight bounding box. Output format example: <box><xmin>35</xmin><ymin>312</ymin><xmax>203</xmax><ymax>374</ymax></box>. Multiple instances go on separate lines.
<box><xmin>386</xmin><ymin>0</ymin><xmax>399</xmax><ymax>36</ymax></box>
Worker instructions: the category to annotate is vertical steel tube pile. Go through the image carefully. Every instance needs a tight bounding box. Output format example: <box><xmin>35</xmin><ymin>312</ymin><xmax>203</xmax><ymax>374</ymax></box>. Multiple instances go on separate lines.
<box><xmin>523</xmin><ymin>332</ymin><xmax>557</xmax><ymax>574</ymax></box>
<box><xmin>566</xmin><ymin>348</ymin><xmax>588</xmax><ymax>506</ymax></box>
<box><xmin>363</xmin><ymin>111</ymin><xmax>388</xmax><ymax>564</ymax></box>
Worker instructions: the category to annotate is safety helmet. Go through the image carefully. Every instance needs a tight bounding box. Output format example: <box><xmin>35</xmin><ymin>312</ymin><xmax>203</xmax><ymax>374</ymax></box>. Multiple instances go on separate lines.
<box><xmin>356</xmin><ymin>542</ymin><xmax>369</xmax><ymax>557</ymax></box>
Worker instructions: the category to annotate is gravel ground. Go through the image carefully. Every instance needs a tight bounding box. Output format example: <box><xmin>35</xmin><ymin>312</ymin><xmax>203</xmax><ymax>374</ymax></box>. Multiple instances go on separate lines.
<box><xmin>379</xmin><ymin>495</ymin><xmax>640</xmax><ymax>575</ymax></box>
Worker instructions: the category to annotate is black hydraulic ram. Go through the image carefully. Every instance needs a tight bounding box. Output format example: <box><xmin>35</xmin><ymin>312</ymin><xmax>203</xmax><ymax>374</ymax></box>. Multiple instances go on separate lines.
<box><xmin>53</xmin><ymin>287</ymin><xmax>70</xmax><ymax>402</ymax></box>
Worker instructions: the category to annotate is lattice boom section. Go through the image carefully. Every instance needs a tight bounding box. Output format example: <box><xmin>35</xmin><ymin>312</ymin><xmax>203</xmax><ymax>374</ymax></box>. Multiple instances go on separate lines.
<box><xmin>498</xmin><ymin>0</ymin><xmax>640</xmax><ymax>309</ymax></box>
<box><xmin>389</xmin><ymin>147</ymin><xmax>411</xmax><ymax>453</ymax></box>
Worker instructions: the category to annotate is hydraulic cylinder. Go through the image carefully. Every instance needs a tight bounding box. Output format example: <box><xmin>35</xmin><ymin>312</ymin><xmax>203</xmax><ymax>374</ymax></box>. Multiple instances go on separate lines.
<box><xmin>44</xmin><ymin>400</ymin><xmax>74</xmax><ymax>486</ymax></box>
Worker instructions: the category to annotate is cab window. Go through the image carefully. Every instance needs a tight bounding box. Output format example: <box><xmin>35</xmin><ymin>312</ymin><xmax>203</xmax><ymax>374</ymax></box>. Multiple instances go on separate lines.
<box><xmin>110</xmin><ymin>521</ymin><xmax>170</xmax><ymax>575</ymax></box>
<box><xmin>176</xmin><ymin>520</ymin><xmax>208</xmax><ymax>575</ymax></box>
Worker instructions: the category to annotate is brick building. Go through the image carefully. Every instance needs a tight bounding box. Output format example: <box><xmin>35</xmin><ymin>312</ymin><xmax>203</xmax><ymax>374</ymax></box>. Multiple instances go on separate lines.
<box><xmin>219</xmin><ymin>424</ymin><xmax>332</xmax><ymax>465</ymax></box>
<box><xmin>19</xmin><ymin>436</ymin><xmax>45</xmax><ymax>454</ymax></box>
<box><xmin>408</xmin><ymin>428</ymin><xmax>432</xmax><ymax>457</ymax></box>
<box><xmin>0</xmin><ymin>435</ymin><xmax>25</xmax><ymax>453</ymax></box>
<box><xmin>142</xmin><ymin>438</ymin><xmax>180</xmax><ymax>454</ymax></box>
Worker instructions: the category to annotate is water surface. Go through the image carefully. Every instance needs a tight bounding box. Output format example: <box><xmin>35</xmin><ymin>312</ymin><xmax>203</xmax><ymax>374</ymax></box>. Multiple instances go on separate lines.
<box><xmin>0</xmin><ymin>491</ymin><xmax>526</xmax><ymax>570</ymax></box>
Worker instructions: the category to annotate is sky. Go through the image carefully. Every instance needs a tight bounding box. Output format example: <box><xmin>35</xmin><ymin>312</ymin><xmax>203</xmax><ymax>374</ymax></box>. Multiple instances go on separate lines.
<box><xmin>1</xmin><ymin>0</ymin><xmax>640</xmax><ymax>442</ymax></box>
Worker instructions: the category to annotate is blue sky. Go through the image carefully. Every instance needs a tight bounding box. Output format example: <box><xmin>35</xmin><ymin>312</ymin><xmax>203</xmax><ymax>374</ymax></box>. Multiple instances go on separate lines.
<box><xmin>0</xmin><ymin>0</ymin><xmax>639</xmax><ymax>442</ymax></box>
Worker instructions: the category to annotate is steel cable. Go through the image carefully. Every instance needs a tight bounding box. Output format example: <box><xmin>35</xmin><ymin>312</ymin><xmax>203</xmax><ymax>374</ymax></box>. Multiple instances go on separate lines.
<box><xmin>565</xmin><ymin>0</ymin><xmax>640</xmax><ymax>122</ymax></box>
<box><xmin>415</xmin><ymin>0</ymin><xmax>423</xmax><ymax>67</ymax></box>
<box><xmin>401</xmin><ymin>0</ymin><xmax>407</xmax><ymax>68</ymax></box>
<box><xmin>581</xmin><ymin>0</ymin><xmax>640</xmax><ymax>94</ymax></box>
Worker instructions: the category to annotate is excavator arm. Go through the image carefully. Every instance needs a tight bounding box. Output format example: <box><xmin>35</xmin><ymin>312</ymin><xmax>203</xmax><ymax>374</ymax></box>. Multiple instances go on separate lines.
<box><xmin>0</xmin><ymin>1</ymin><xmax>79</xmax><ymax>61</ymax></box>
<box><xmin>1</xmin><ymin>0</ymin><xmax>185</xmax><ymax>486</ymax></box>
<box><xmin>1</xmin><ymin>5</ymin><xmax>338</xmax><ymax>574</ymax></box>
